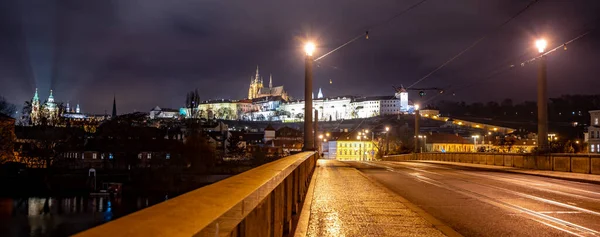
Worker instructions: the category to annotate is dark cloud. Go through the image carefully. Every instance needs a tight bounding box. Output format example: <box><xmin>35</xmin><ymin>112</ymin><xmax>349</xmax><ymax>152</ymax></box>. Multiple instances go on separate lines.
<box><xmin>1</xmin><ymin>0</ymin><xmax>599</xmax><ymax>113</ymax></box>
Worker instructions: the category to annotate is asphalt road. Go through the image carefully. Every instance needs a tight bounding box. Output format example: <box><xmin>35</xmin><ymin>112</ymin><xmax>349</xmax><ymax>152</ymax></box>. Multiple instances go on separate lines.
<box><xmin>346</xmin><ymin>161</ymin><xmax>600</xmax><ymax>237</ymax></box>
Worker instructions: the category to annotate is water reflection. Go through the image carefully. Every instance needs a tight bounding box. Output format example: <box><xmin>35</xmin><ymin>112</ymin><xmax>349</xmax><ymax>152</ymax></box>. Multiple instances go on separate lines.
<box><xmin>0</xmin><ymin>195</ymin><xmax>166</xmax><ymax>237</ymax></box>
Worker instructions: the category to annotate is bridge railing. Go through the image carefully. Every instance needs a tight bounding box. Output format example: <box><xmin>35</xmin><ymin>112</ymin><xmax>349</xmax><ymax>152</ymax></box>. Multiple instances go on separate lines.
<box><xmin>76</xmin><ymin>151</ymin><xmax>318</xmax><ymax>237</ymax></box>
<box><xmin>384</xmin><ymin>152</ymin><xmax>600</xmax><ymax>175</ymax></box>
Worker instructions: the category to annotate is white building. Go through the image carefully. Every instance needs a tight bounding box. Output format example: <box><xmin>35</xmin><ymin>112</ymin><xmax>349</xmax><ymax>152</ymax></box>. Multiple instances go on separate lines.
<box><xmin>279</xmin><ymin>93</ymin><xmax>408</xmax><ymax>122</ymax></box>
<box><xmin>149</xmin><ymin>106</ymin><xmax>180</xmax><ymax>119</ymax></box>
<box><xmin>589</xmin><ymin>110</ymin><xmax>600</xmax><ymax>153</ymax></box>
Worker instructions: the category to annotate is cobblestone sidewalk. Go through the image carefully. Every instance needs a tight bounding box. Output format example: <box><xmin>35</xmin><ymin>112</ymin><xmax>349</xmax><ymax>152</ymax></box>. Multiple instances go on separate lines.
<box><xmin>305</xmin><ymin>159</ymin><xmax>447</xmax><ymax>237</ymax></box>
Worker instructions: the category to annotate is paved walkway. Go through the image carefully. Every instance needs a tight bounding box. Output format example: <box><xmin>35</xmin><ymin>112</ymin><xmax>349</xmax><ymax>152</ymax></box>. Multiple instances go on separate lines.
<box><xmin>302</xmin><ymin>159</ymin><xmax>450</xmax><ymax>237</ymax></box>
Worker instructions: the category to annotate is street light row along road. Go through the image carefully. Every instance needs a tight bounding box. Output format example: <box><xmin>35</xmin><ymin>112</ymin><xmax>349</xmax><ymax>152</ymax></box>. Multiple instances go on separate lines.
<box><xmin>347</xmin><ymin>161</ymin><xmax>600</xmax><ymax>237</ymax></box>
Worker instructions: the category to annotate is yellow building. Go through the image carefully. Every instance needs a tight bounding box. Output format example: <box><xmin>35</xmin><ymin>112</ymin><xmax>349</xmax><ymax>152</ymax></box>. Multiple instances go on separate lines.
<box><xmin>426</xmin><ymin>133</ymin><xmax>474</xmax><ymax>152</ymax></box>
<box><xmin>334</xmin><ymin>139</ymin><xmax>378</xmax><ymax>161</ymax></box>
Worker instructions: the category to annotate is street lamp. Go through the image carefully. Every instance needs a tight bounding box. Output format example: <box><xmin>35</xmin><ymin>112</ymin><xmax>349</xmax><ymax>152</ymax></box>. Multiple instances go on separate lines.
<box><xmin>536</xmin><ymin>38</ymin><xmax>548</xmax><ymax>152</ymax></box>
<box><xmin>471</xmin><ymin>135</ymin><xmax>480</xmax><ymax>152</ymax></box>
<box><xmin>536</xmin><ymin>39</ymin><xmax>547</xmax><ymax>53</ymax></box>
<box><xmin>385</xmin><ymin>126</ymin><xmax>390</xmax><ymax>155</ymax></box>
<box><xmin>303</xmin><ymin>41</ymin><xmax>316</xmax><ymax>151</ymax></box>
<box><xmin>414</xmin><ymin>104</ymin><xmax>420</xmax><ymax>153</ymax></box>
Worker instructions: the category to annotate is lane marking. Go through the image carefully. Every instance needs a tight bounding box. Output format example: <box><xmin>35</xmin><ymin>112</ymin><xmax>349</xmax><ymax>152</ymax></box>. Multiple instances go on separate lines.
<box><xmin>362</xmin><ymin>161</ymin><xmax>600</xmax><ymax>237</ymax></box>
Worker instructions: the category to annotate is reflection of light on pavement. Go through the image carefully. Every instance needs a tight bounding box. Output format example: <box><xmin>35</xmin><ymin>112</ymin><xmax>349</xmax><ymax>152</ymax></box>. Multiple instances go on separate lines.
<box><xmin>318</xmin><ymin>159</ymin><xmax>328</xmax><ymax>166</ymax></box>
<box><xmin>324</xmin><ymin>211</ymin><xmax>344</xmax><ymax>237</ymax></box>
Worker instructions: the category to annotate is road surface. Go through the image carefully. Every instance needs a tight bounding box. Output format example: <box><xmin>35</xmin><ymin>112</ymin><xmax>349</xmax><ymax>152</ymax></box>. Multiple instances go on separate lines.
<box><xmin>347</xmin><ymin>161</ymin><xmax>600</xmax><ymax>237</ymax></box>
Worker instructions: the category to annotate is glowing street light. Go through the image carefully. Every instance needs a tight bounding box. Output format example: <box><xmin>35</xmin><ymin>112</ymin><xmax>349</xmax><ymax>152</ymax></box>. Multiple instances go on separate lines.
<box><xmin>304</xmin><ymin>42</ymin><xmax>316</xmax><ymax>56</ymax></box>
<box><xmin>385</xmin><ymin>126</ymin><xmax>390</xmax><ymax>132</ymax></box>
<box><xmin>414</xmin><ymin>104</ymin><xmax>420</xmax><ymax>153</ymax></box>
<box><xmin>303</xmin><ymin>41</ymin><xmax>316</xmax><ymax>151</ymax></box>
<box><xmin>536</xmin><ymin>39</ymin><xmax>547</xmax><ymax>53</ymax></box>
<box><xmin>319</xmin><ymin>134</ymin><xmax>323</xmax><ymax>139</ymax></box>
<box><xmin>536</xmin><ymin>38</ymin><xmax>548</xmax><ymax>152</ymax></box>
<box><xmin>326</xmin><ymin>132</ymin><xmax>330</xmax><ymax>137</ymax></box>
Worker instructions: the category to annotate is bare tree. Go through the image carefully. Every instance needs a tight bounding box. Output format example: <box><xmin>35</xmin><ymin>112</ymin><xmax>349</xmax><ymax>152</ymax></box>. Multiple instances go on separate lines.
<box><xmin>0</xmin><ymin>96</ymin><xmax>16</xmax><ymax>116</ymax></box>
<box><xmin>185</xmin><ymin>89</ymin><xmax>201</xmax><ymax>119</ymax></box>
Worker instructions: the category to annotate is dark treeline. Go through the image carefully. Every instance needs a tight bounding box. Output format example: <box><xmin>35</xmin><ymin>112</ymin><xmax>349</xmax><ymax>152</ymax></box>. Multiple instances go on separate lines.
<box><xmin>434</xmin><ymin>95</ymin><xmax>600</xmax><ymax>124</ymax></box>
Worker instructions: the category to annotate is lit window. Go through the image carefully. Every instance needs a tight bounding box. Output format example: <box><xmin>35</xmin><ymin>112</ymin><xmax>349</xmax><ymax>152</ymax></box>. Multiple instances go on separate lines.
<box><xmin>101</xmin><ymin>153</ymin><xmax>105</xmax><ymax>159</ymax></box>
<box><xmin>592</xmin><ymin>145</ymin><xmax>596</xmax><ymax>153</ymax></box>
<box><xmin>92</xmin><ymin>153</ymin><xmax>97</xmax><ymax>159</ymax></box>
<box><xmin>109</xmin><ymin>153</ymin><xmax>114</xmax><ymax>159</ymax></box>
<box><xmin>596</xmin><ymin>118</ymin><xmax>599</xmax><ymax>125</ymax></box>
<box><xmin>166</xmin><ymin>153</ymin><xmax>171</xmax><ymax>159</ymax></box>
<box><xmin>138</xmin><ymin>154</ymin><xmax>142</xmax><ymax>159</ymax></box>
<box><xmin>148</xmin><ymin>153</ymin><xmax>152</xmax><ymax>159</ymax></box>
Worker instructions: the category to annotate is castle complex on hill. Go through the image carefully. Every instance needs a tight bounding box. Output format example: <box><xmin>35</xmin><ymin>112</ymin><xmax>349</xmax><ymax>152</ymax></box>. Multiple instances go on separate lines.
<box><xmin>181</xmin><ymin>66</ymin><xmax>414</xmax><ymax>122</ymax></box>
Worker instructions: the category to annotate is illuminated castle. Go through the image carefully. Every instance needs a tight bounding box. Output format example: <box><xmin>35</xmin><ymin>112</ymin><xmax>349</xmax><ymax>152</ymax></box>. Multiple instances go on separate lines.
<box><xmin>247</xmin><ymin>66</ymin><xmax>288</xmax><ymax>101</ymax></box>
<box><xmin>30</xmin><ymin>89</ymin><xmax>60</xmax><ymax>125</ymax></box>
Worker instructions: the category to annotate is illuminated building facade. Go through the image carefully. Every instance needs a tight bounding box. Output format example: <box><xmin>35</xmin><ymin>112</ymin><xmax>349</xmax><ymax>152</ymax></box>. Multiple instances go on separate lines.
<box><xmin>247</xmin><ymin>66</ymin><xmax>288</xmax><ymax>101</ymax></box>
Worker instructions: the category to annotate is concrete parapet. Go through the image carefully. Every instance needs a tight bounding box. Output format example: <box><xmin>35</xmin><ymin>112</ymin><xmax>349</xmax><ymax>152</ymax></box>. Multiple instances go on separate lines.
<box><xmin>572</xmin><ymin>157</ymin><xmax>591</xmax><ymax>174</ymax></box>
<box><xmin>76</xmin><ymin>152</ymin><xmax>318</xmax><ymax>237</ymax></box>
<box><xmin>592</xmin><ymin>158</ymin><xmax>600</xmax><ymax>175</ymax></box>
<box><xmin>383</xmin><ymin>153</ymin><xmax>600</xmax><ymax>177</ymax></box>
<box><xmin>503</xmin><ymin>155</ymin><xmax>514</xmax><ymax>167</ymax></box>
<box><xmin>553</xmin><ymin>156</ymin><xmax>570</xmax><ymax>172</ymax></box>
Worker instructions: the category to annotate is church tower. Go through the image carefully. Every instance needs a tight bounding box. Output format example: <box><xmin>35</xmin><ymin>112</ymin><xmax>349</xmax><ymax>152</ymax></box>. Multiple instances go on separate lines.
<box><xmin>31</xmin><ymin>88</ymin><xmax>40</xmax><ymax>125</ymax></box>
<box><xmin>248</xmin><ymin>66</ymin><xmax>264</xmax><ymax>99</ymax></box>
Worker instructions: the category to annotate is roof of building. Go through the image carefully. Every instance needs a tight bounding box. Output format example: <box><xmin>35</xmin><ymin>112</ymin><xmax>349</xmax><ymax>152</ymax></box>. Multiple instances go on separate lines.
<box><xmin>258</xmin><ymin>86</ymin><xmax>285</xmax><ymax>96</ymax></box>
<box><xmin>353</xmin><ymin>95</ymin><xmax>397</xmax><ymax>102</ymax></box>
<box><xmin>264</xmin><ymin>124</ymin><xmax>275</xmax><ymax>131</ymax></box>
<box><xmin>426</xmin><ymin>133</ymin><xmax>471</xmax><ymax>144</ymax></box>
<box><xmin>151</xmin><ymin>106</ymin><xmax>179</xmax><ymax>112</ymax></box>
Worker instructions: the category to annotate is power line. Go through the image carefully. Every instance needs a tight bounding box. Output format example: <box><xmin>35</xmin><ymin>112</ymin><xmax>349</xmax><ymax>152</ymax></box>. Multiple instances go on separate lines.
<box><xmin>314</xmin><ymin>0</ymin><xmax>430</xmax><ymax>62</ymax></box>
<box><xmin>407</xmin><ymin>0</ymin><xmax>540</xmax><ymax>88</ymax></box>
<box><xmin>422</xmin><ymin>29</ymin><xmax>594</xmax><ymax>104</ymax></box>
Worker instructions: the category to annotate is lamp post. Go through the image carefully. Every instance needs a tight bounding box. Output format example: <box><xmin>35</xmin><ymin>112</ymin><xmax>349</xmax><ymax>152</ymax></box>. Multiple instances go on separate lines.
<box><xmin>303</xmin><ymin>42</ymin><xmax>316</xmax><ymax>151</ymax></box>
<box><xmin>385</xmin><ymin>126</ymin><xmax>390</xmax><ymax>155</ymax></box>
<box><xmin>472</xmin><ymin>135</ymin><xmax>480</xmax><ymax>152</ymax></box>
<box><xmin>414</xmin><ymin>104</ymin><xmax>420</xmax><ymax>153</ymax></box>
<box><xmin>536</xmin><ymin>39</ymin><xmax>548</xmax><ymax>152</ymax></box>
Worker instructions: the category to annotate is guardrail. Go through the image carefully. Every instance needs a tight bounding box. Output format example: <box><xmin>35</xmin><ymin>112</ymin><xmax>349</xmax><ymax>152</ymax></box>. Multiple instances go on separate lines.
<box><xmin>76</xmin><ymin>151</ymin><xmax>318</xmax><ymax>237</ymax></box>
<box><xmin>384</xmin><ymin>153</ymin><xmax>600</xmax><ymax>175</ymax></box>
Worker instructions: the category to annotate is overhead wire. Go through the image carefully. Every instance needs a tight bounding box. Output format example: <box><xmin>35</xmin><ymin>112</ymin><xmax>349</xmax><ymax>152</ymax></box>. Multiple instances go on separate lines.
<box><xmin>406</xmin><ymin>0</ymin><xmax>541</xmax><ymax>89</ymax></box>
<box><xmin>314</xmin><ymin>0</ymin><xmax>430</xmax><ymax>62</ymax></box>
<box><xmin>421</xmin><ymin>29</ymin><xmax>594</xmax><ymax>105</ymax></box>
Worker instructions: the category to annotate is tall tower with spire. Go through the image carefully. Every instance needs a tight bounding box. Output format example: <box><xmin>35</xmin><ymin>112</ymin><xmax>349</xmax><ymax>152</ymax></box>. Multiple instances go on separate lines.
<box><xmin>247</xmin><ymin>66</ymin><xmax>264</xmax><ymax>99</ymax></box>
<box><xmin>317</xmin><ymin>88</ymin><xmax>323</xmax><ymax>99</ymax></box>
<box><xmin>269</xmin><ymin>74</ymin><xmax>273</xmax><ymax>89</ymax></box>
<box><xmin>44</xmin><ymin>90</ymin><xmax>58</xmax><ymax>124</ymax></box>
<box><xmin>31</xmin><ymin>88</ymin><xmax>40</xmax><ymax>125</ymax></box>
<box><xmin>112</xmin><ymin>95</ymin><xmax>117</xmax><ymax>118</ymax></box>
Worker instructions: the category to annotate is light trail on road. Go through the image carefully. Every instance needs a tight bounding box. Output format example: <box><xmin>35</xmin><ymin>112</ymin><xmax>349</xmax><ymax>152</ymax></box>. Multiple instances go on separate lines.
<box><xmin>351</xmin><ymin>161</ymin><xmax>600</xmax><ymax>236</ymax></box>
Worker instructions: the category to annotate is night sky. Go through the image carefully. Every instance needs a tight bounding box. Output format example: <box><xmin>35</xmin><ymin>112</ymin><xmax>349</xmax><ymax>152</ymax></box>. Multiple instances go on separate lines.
<box><xmin>1</xmin><ymin>0</ymin><xmax>600</xmax><ymax>114</ymax></box>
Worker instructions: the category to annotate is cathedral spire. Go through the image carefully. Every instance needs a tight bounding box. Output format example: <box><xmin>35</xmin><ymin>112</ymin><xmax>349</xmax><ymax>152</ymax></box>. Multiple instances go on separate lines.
<box><xmin>317</xmin><ymin>88</ymin><xmax>323</xmax><ymax>99</ymax></box>
<box><xmin>112</xmin><ymin>95</ymin><xmax>117</xmax><ymax>118</ymax></box>
<box><xmin>33</xmin><ymin>88</ymin><xmax>39</xmax><ymax>102</ymax></box>
<box><xmin>76</xmin><ymin>103</ymin><xmax>80</xmax><ymax>114</ymax></box>
<box><xmin>255</xmin><ymin>65</ymin><xmax>260</xmax><ymax>82</ymax></box>
<box><xmin>269</xmin><ymin>74</ymin><xmax>272</xmax><ymax>88</ymax></box>
<box><xmin>48</xmin><ymin>89</ymin><xmax>54</xmax><ymax>103</ymax></box>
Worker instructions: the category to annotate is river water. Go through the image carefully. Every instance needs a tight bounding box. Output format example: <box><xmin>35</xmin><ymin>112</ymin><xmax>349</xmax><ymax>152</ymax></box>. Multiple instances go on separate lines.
<box><xmin>0</xmin><ymin>195</ymin><xmax>169</xmax><ymax>236</ymax></box>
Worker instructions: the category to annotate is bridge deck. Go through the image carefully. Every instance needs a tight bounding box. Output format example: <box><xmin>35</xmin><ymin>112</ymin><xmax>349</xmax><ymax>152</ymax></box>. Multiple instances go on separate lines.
<box><xmin>300</xmin><ymin>159</ymin><xmax>452</xmax><ymax>237</ymax></box>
